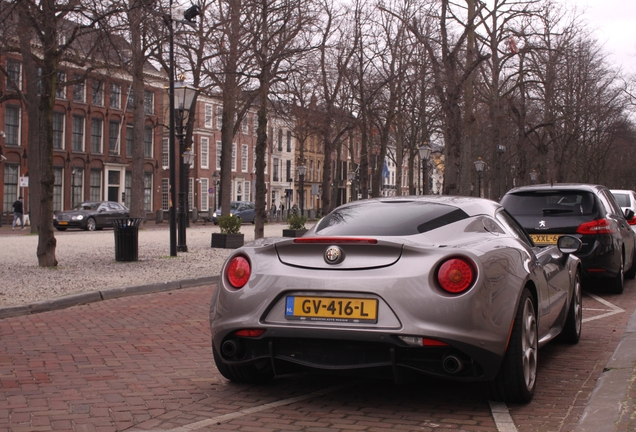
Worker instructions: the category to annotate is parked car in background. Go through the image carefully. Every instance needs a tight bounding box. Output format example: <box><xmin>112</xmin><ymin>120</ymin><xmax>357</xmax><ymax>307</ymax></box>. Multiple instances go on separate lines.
<box><xmin>610</xmin><ymin>189</ymin><xmax>636</xmax><ymax>234</ymax></box>
<box><xmin>211</xmin><ymin>196</ymin><xmax>584</xmax><ymax>403</ymax></box>
<box><xmin>53</xmin><ymin>201</ymin><xmax>129</xmax><ymax>231</ymax></box>
<box><xmin>501</xmin><ymin>184</ymin><xmax>636</xmax><ymax>293</ymax></box>
<box><xmin>212</xmin><ymin>201</ymin><xmax>256</xmax><ymax>224</ymax></box>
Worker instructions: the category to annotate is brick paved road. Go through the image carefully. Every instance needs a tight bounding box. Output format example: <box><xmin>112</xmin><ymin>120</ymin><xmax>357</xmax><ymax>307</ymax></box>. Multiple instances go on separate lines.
<box><xmin>1</xmin><ymin>281</ymin><xmax>635</xmax><ymax>432</ymax></box>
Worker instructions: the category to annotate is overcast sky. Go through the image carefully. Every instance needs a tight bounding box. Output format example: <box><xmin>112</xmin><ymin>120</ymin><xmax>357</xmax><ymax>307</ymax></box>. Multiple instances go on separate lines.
<box><xmin>557</xmin><ymin>0</ymin><xmax>636</xmax><ymax>73</ymax></box>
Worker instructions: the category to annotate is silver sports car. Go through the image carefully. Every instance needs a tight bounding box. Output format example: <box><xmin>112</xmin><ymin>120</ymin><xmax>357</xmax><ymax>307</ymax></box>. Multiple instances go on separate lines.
<box><xmin>210</xmin><ymin>196</ymin><xmax>583</xmax><ymax>403</ymax></box>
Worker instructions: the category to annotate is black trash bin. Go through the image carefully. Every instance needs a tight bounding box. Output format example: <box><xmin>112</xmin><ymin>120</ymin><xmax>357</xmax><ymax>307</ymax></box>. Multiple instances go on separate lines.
<box><xmin>111</xmin><ymin>218</ymin><xmax>143</xmax><ymax>262</ymax></box>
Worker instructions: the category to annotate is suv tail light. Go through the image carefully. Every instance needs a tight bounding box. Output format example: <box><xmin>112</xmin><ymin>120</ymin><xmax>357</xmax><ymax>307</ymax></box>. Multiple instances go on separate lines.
<box><xmin>576</xmin><ymin>219</ymin><xmax>615</xmax><ymax>235</ymax></box>
<box><xmin>628</xmin><ymin>217</ymin><xmax>636</xmax><ymax>226</ymax></box>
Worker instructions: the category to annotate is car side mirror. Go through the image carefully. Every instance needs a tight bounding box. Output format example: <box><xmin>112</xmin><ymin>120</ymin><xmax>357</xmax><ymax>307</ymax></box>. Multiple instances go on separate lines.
<box><xmin>557</xmin><ymin>235</ymin><xmax>582</xmax><ymax>255</ymax></box>
<box><xmin>624</xmin><ymin>209</ymin><xmax>635</xmax><ymax>220</ymax></box>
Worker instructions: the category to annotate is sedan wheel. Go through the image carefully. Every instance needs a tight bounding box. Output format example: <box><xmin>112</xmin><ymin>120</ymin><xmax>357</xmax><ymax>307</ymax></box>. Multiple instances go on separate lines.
<box><xmin>86</xmin><ymin>218</ymin><xmax>97</xmax><ymax>231</ymax></box>
<box><xmin>487</xmin><ymin>288</ymin><xmax>538</xmax><ymax>403</ymax></box>
<box><xmin>560</xmin><ymin>269</ymin><xmax>582</xmax><ymax>344</ymax></box>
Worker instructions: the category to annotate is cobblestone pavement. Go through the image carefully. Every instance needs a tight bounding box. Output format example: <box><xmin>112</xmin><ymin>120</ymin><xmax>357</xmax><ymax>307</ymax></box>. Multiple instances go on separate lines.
<box><xmin>1</xmin><ymin>279</ymin><xmax>636</xmax><ymax>431</ymax></box>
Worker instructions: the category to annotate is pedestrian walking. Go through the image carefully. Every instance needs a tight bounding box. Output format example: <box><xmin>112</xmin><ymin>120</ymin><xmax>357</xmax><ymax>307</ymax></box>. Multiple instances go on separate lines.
<box><xmin>12</xmin><ymin>196</ymin><xmax>25</xmax><ymax>231</ymax></box>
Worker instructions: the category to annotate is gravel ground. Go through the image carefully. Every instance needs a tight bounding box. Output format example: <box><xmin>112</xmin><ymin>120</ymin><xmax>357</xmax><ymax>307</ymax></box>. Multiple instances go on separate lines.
<box><xmin>0</xmin><ymin>223</ymin><xmax>291</xmax><ymax>308</ymax></box>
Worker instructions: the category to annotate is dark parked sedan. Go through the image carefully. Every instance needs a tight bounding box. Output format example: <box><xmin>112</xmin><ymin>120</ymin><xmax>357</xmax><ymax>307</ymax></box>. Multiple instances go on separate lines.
<box><xmin>53</xmin><ymin>201</ymin><xmax>129</xmax><ymax>231</ymax></box>
<box><xmin>212</xmin><ymin>201</ymin><xmax>255</xmax><ymax>224</ymax></box>
<box><xmin>501</xmin><ymin>183</ymin><xmax>636</xmax><ymax>293</ymax></box>
<box><xmin>211</xmin><ymin>196</ymin><xmax>583</xmax><ymax>403</ymax></box>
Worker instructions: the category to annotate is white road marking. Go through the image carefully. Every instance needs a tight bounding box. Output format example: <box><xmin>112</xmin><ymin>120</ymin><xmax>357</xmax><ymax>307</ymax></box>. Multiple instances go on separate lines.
<box><xmin>158</xmin><ymin>382</ymin><xmax>359</xmax><ymax>431</ymax></box>
<box><xmin>489</xmin><ymin>400</ymin><xmax>519</xmax><ymax>432</ymax></box>
<box><xmin>583</xmin><ymin>292</ymin><xmax>624</xmax><ymax>323</ymax></box>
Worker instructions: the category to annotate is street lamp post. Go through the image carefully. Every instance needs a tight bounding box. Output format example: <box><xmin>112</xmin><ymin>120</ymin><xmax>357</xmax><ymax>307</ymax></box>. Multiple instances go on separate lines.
<box><xmin>474</xmin><ymin>157</ymin><xmax>486</xmax><ymax>198</ymax></box>
<box><xmin>418</xmin><ymin>143</ymin><xmax>431</xmax><ymax>195</ymax></box>
<box><xmin>162</xmin><ymin>1</ymin><xmax>201</xmax><ymax>257</ymax></box>
<box><xmin>174</xmin><ymin>79</ymin><xmax>198</xmax><ymax>252</ymax></box>
<box><xmin>297</xmin><ymin>163</ymin><xmax>307</xmax><ymax>216</ymax></box>
<box><xmin>212</xmin><ymin>171</ymin><xmax>219</xmax><ymax>213</ymax></box>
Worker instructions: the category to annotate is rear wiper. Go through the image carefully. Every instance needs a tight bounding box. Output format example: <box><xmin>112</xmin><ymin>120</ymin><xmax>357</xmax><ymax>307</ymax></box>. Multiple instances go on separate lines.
<box><xmin>542</xmin><ymin>208</ymin><xmax>573</xmax><ymax>214</ymax></box>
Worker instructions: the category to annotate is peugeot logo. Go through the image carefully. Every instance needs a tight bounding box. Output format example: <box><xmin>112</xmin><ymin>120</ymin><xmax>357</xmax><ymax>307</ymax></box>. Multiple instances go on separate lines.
<box><xmin>539</xmin><ymin>220</ymin><xmax>546</xmax><ymax>228</ymax></box>
<box><xmin>324</xmin><ymin>246</ymin><xmax>344</xmax><ymax>264</ymax></box>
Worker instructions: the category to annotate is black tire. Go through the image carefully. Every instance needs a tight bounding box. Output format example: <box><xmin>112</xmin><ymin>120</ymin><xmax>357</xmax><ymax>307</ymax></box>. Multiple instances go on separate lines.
<box><xmin>213</xmin><ymin>345</ymin><xmax>274</xmax><ymax>384</ymax></box>
<box><xmin>608</xmin><ymin>253</ymin><xmax>624</xmax><ymax>294</ymax></box>
<box><xmin>487</xmin><ymin>288</ymin><xmax>538</xmax><ymax>403</ymax></box>
<box><xmin>625</xmin><ymin>251</ymin><xmax>636</xmax><ymax>279</ymax></box>
<box><xmin>86</xmin><ymin>218</ymin><xmax>97</xmax><ymax>231</ymax></box>
<box><xmin>55</xmin><ymin>227</ymin><xmax>67</xmax><ymax>231</ymax></box>
<box><xmin>559</xmin><ymin>269</ymin><xmax>582</xmax><ymax>344</ymax></box>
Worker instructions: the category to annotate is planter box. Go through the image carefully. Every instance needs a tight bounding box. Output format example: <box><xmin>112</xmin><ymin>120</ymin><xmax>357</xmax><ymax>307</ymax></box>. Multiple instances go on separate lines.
<box><xmin>211</xmin><ymin>233</ymin><xmax>244</xmax><ymax>249</ymax></box>
<box><xmin>282</xmin><ymin>229</ymin><xmax>308</xmax><ymax>238</ymax></box>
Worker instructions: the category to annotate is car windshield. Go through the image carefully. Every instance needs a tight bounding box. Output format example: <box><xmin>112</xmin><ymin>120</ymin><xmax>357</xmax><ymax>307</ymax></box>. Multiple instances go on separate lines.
<box><xmin>73</xmin><ymin>203</ymin><xmax>99</xmax><ymax>211</ymax></box>
<box><xmin>501</xmin><ymin>191</ymin><xmax>595</xmax><ymax>216</ymax></box>
<box><xmin>613</xmin><ymin>193</ymin><xmax>630</xmax><ymax>207</ymax></box>
<box><xmin>314</xmin><ymin>200</ymin><xmax>469</xmax><ymax>236</ymax></box>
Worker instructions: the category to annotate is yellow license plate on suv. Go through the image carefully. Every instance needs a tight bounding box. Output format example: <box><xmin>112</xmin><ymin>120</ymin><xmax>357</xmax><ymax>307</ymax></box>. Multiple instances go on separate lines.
<box><xmin>285</xmin><ymin>296</ymin><xmax>378</xmax><ymax>323</ymax></box>
<box><xmin>530</xmin><ymin>234</ymin><xmax>562</xmax><ymax>245</ymax></box>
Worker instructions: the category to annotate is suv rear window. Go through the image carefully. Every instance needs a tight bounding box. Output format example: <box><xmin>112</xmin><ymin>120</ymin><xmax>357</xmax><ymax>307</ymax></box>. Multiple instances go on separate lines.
<box><xmin>501</xmin><ymin>191</ymin><xmax>596</xmax><ymax>216</ymax></box>
<box><xmin>314</xmin><ymin>200</ymin><xmax>469</xmax><ymax>236</ymax></box>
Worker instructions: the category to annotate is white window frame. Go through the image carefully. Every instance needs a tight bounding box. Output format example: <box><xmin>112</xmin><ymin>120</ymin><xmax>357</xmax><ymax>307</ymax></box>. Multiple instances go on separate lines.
<box><xmin>205</xmin><ymin>104</ymin><xmax>213</xmax><ymax>128</ymax></box>
<box><xmin>241</xmin><ymin>144</ymin><xmax>248</xmax><ymax>172</ymax></box>
<box><xmin>201</xmin><ymin>137</ymin><xmax>209</xmax><ymax>169</ymax></box>
<box><xmin>200</xmin><ymin>177</ymin><xmax>209</xmax><ymax>211</ymax></box>
<box><xmin>231</xmin><ymin>143</ymin><xmax>237</xmax><ymax>171</ymax></box>
<box><xmin>216</xmin><ymin>106</ymin><xmax>222</xmax><ymax>130</ymax></box>
<box><xmin>162</xmin><ymin>137</ymin><xmax>169</xmax><ymax>168</ymax></box>
<box><xmin>216</xmin><ymin>141</ymin><xmax>222</xmax><ymax>170</ymax></box>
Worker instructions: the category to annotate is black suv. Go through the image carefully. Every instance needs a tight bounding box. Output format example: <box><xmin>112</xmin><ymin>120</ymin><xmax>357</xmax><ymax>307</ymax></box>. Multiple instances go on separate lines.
<box><xmin>501</xmin><ymin>184</ymin><xmax>636</xmax><ymax>293</ymax></box>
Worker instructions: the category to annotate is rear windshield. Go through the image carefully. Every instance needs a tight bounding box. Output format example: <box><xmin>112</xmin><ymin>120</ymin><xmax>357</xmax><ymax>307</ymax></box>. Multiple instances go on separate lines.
<box><xmin>612</xmin><ymin>193</ymin><xmax>630</xmax><ymax>207</ymax></box>
<box><xmin>501</xmin><ymin>191</ymin><xmax>596</xmax><ymax>216</ymax></box>
<box><xmin>314</xmin><ymin>201</ymin><xmax>469</xmax><ymax>236</ymax></box>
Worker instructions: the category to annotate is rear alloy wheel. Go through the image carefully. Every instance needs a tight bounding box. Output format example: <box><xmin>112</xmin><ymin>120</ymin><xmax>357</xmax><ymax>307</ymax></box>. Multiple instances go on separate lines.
<box><xmin>559</xmin><ymin>269</ymin><xmax>582</xmax><ymax>344</ymax></box>
<box><xmin>608</xmin><ymin>253</ymin><xmax>624</xmax><ymax>294</ymax></box>
<box><xmin>487</xmin><ymin>288</ymin><xmax>538</xmax><ymax>403</ymax></box>
<box><xmin>86</xmin><ymin>218</ymin><xmax>97</xmax><ymax>231</ymax></box>
<box><xmin>213</xmin><ymin>345</ymin><xmax>274</xmax><ymax>384</ymax></box>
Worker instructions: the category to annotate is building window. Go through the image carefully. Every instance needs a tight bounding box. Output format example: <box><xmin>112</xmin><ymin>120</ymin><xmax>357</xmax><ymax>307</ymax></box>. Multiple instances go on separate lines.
<box><xmin>286</xmin><ymin>130</ymin><xmax>291</xmax><ymax>152</ymax></box>
<box><xmin>201</xmin><ymin>137</ymin><xmax>209</xmax><ymax>169</ymax></box>
<box><xmin>253</xmin><ymin>113</ymin><xmax>258</xmax><ymax>136</ymax></box>
<box><xmin>53</xmin><ymin>112</ymin><xmax>65</xmax><ymax>150</ymax></box>
<box><xmin>216</xmin><ymin>106</ymin><xmax>222</xmax><ymax>130</ymax></box>
<box><xmin>71</xmin><ymin>167</ymin><xmax>83</xmax><ymax>208</ymax></box>
<box><xmin>244</xmin><ymin>181</ymin><xmax>250</xmax><ymax>202</ymax></box>
<box><xmin>242</xmin><ymin>115</ymin><xmax>248</xmax><ymax>134</ymax></box>
<box><xmin>72</xmin><ymin>115</ymin><xmax>85</xmax><ymax>152</ymax></box>
<box><xmin>273</xmin><ymin>158</ymin><xmax>279</xmax><ymax>182</ymax></box>
<box><xmin>162</xmin><ymin>178</ymin><xmax>169</xmax><ymax>211</ymax></box>
<box><xmin>232</xmin><ymin>143</ymin><xmax>237</xmax><ymax>171</ymax></box>
<box><xmin>144</xmin><ymin>126</ymin><xmax>153</xmax><ymax>158</ymax></box>
<box><xmin>3</xmin><ymin>164</ymin><xmax>19</xmax><ymax>212</ymax></box>
<box><xmin>216</xmin><ymin>141</ymin><xmax>222</xmax><ymax>170</ymax></box>
<box><xmin>5</xmin><ymin>106</ymin><xmax>20</xmax><ymax>146</ymax></box>
<box><xmin>53</xmin><ymin>167</ymin><xmax>63</xmax><ymax>212</ymax></box>
<box><xmin>200</xmin><ymin>177</ymin><xmax>209</xmax><ymax>211</ymax></box>
<box><xmin>55</xmin><ymin>71</ymin><xmax>66</xmax><ymax>99</ymax></box>
<box><xmin>278</xmin><ymin>128</ymin><xmax>283</xmax><ymax>151</ymax></box>
<box><xmin>73</xmin><ymin>79</ymin><xmax>85</xmax><ymax>102</ymax></box>
<box><xmin>109</xmin><ymin>121</ymin><xmax>120</xmax><ymax>154</ymax></box>
<box><xmin>110</xmin><ymin>83</ymin><xmax>121</xmax><ymax>109</ymax></box>
<box><xmin>90</xmin><ymin>169</ymin><xmax>102</xmax><ymax>201</ymax></box>
<box><xmin>144</xmin><ymin>91</ymin><xmax>154</xmax><ymax>115</ymax></box>
<box><xmin>162</xmin><ymin>137</ymin><xmax>169</xmax><ymax>168</ymax></box>
<box><xmin>144</xmin><ymin>173</ymin><xmax>152</xmax><ymax>211</ymax></box>
<box><xmin>205</xmin><ymin>104</ymin><xmax>213</xmax><ymax>128</ymax></box>
<box><xmin>126</xmin><ymin>124</ymin><xmax>133</xmax><ymax>157</ymax></box>
<box><xmin>91</xmin><ymin>118</ymin><xmax>103</xmax><ymax>153</ymax></box>
<box><xmin>126</xmin><ymin>89</ymin><xmax>134</xmax><ymax>110</ymax></box>
<box><xmin>92</xmin><ymin>80</ymin><xmax>103</xmax><ymax>105</ymax></box>
<box><xmin>188</xmin><ymin>178</ymin><xmax>194</xmax><ymax>211</ymax></box>
<box><xmin>241</xmin><ymin>144</ymin><xmax>248</xmax><ymax>172</ymax></box>
<box><xmin>125</xmin><ymin>171</ymin><xmax>132</xmax><ymax>209</ymax></box>
<box><xmin>286</xmin><ymin>159</ymin><xmax>291</xmax><ymax>182</ymax></box>
<box><xmin>6</xmin><ymin>59</ymin><xmax>21</xmax><ymax>92</ymax></box>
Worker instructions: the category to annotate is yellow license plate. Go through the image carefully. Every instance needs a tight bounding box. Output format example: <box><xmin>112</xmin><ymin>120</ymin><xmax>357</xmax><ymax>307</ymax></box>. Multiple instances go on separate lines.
<box><xmin>530</xmin><ymin>234</ymin><xmax>562</xmax><ymax>245</ymax></box>
<box><xmin>58</xmin><ymin>221</ymin><xmax>68</xmax><ymax>225</ymax></box>
<box><xmin>285</xmin><ymin>296</ymin><xmax>378</xmax><ymax>323</ymax></box>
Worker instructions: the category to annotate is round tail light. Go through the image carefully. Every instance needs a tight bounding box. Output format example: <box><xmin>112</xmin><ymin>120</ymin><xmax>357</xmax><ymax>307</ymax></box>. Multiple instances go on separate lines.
<box><xmin>226</xmin><ymin>256</ymin><xmax>251</xmax><ymax>289</ymax></box>
<box><xmin>437</xmin><ymin>258</ymin><xmax>475</xmax><ymax>294</ymax></box>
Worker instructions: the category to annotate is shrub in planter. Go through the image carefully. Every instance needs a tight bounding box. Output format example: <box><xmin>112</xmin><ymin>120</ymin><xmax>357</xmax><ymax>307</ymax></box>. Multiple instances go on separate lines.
<box><xmin>283</xmin><ymin>213</ymin><xmax>308</xmax><ymax>238</ymax></box>
<box><xmin>212</xmin><ymin>214</ymin><xmax>244</xmax><ymax>248</ymax></box>
<box><xmin>218</xmin><ymin>214</ymin><xmax>242</xmax><ymax>234</ymax></box>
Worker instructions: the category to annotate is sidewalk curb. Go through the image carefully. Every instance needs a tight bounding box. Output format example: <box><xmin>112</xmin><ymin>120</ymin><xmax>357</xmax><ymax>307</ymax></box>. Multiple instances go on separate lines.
<box><xmin>575</xmin><ymin>308</ymin><xmax>636</xmax><ymax>431</ymax></box>
<box><xmin>0</xmin><ymin>275</ymin><xmax>219</xmax><ymax>320</ymax></box>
